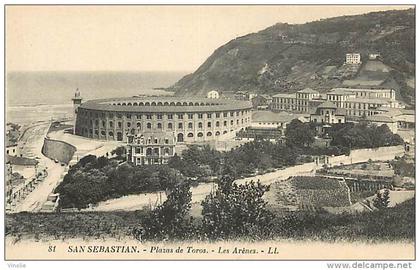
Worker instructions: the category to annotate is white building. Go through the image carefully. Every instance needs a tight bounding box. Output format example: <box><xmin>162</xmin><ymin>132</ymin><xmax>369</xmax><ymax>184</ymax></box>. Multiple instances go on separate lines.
<box><xmin>310</xmin><ymin>101</ymin><xmax>346</xmax><ymax>125</ymax></box>
<box><xmin>127</xmin><ymin>131</ymin><xmax>176</xmax><ymax>165</ymax></box>
<box><xmin>207</xmin><ymin>90</ymin><xmax>220</xmax><ymax>99</ymax></box>
<box><xmin>327</xmin><ymin>88</ymin><xmax>401</xmax><ymax>117</ymax></box>
<box><xmin>346</xmin><ymin>53</ymin><xmax>361</xmax><ymax>64</ymax></box>
<box><xmin>6</xmin><ymin>138</ymin><xmax>18</xmax><ymax>156</ymax></box>
<box><xmin>369</xmin><ymin>53</ymin><xmax>381</xmax><ymax>60</ymax></box>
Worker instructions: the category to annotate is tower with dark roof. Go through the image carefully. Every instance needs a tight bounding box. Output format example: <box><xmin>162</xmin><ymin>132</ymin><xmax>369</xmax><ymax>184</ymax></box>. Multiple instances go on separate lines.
<box><xmin>72</xmin><ymin>88</ymin><xmax>83</xmax><ymax>134</ymax></box>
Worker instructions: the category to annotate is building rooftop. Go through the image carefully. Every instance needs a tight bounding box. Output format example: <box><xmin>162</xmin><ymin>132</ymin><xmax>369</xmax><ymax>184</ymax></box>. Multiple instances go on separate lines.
<box><xmin>327</xmin><ymin>88</ymin><xmax>356</xmax><ymax>95</ymax></box>
<box><xmin>128</xmin><ymin>131</ymin><xmax>176</xmax><ymax>144</ymax></box>
<box><xmin>395</xmin><ymin>114</ymin><xmax>415</xmax><ymax>123</ymax></box>
<box><xmin>251</xmin><ymin>111</ymin><xmax>297</xmax><ymax>123</ymax></box>
<box><xmin>79</xmin><ymin>97</ymin><xmax>252</xmax><ymax>113</ymax></box>
<box><xmin>365</xmin><ymin>115</ymin><xmax>395</xmax><ymax>123</ymax></box>
<box><xmin>331</xmin><ymin>87</ymin><xmax>393</xmax><ymax>93</ymax></box>
<box><xmin>259</xmin><ymin>94</ymin><xmax>273</xmax><ymax>100</ymax></box>
<box><xmin>6</xmin><ymin>155</ymin><xmax>38</xmax><ymax>166</ymax></box>
<box><xmin>312</xmin><ymin>102</ymin><xmax>346</xmax><ymax>116</ymax></box>
<box><xmin>317</xmin><ymin>101</ymin><xmax>338</xmax><ymax>109</ymax></box>
<box><xmin>273</xmin><ymin>93</ymin><xmax>295</xmax><ymax>98</ymax></box>
<box><xmin>298</xmin><ymin>88</ymin><xmax>319</xmax><ymax>94</ymax></box>
<box><xmin>6</xmin><ymin>137</ymin><xmax>17</xmax><ymax>147</ymax></box>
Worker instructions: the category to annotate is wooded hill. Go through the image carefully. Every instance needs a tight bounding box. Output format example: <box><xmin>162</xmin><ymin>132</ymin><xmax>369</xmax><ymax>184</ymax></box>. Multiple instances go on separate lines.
<box><xmin>170</xmin><ymin>9</ymin><xmax>415</xmax><ymax>105</ymax></box>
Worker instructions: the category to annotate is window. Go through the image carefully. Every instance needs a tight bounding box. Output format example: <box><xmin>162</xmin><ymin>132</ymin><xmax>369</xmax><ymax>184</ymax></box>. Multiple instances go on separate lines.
<box><xmin>207</xmin><ymin>113</ymin><xmax>212</xmax><ymax>119</ymax></box>
<box><xmin>136</xmin><ymin>114</ymin><xmax>141</xmax><ymax>119</ymax></box>
<box><xmin>224</xmin><ymin>121</ymin><xmax>227</xmax><ymax>126</ymax></box>
<box><xmin>126</xmin><ymin>114</ymin><xmax>131</xmax><ymax>119</ymax></box>
<box><xmin>207</xmin><ymin>122</ymin><xmax>212</xmax><ymax>128</ymax></box>
<box><xmin>157</xmin><ymin>123</ymin><xmax>162</xmax><ymax>129</ymax></box>
<box><xmin>230</xmin><ymin>120</ymin><xmax>234</xmax><ymax>125</ymax></box>
<box><xmin>188</xmin><ymin>114</ymin><xmax>193</xmax><ymax>119</ymax></box>
<box><xmin>188</xmin><ymin>122</ymin><xmax>193</xmax><ymax>129</ymax></box>
<box><xmin>216</xmin><ymin>121</ymin><xmax>220</xmax><ymax>127</ymax></box>
<box><xmin>127</xmin><ymin>122</ymin><xmax>131</xmax><ymax>127</ymax></box>
<box><xmin>178</xmin><ymin>123</ymin><xmax>183</xmax><ymax>129</ymax></box>
<box><xmin>177</xmin><ymin>114</ymin><xmax>183</xmax><ymax>119</ymax></box>
<box><xmin>187</xmin><ymin>133</ymin><xmax>194</xmax><ymax>137</ymax></box>
<box><xmin>157</xmin><ymin>114</ymin><xmax>163</xmax><ymax>120</ymax></box>
<box><xmin>230</xmin><ymin>112</ymin><xmax>234</xmax><ymax>117</ymax></box>
<box><xmin>167</xmin><ymin>114</ymin><xmax>173</xmax><ymax>120</ymax></box>
<box><xmin>198</xmin><ymin>122</ymin><xmax>203</xmax><ymax>128</ymax></box>
<box><xmin>198</xmin><ymin>113</ymin><xmax>203</xmax><ymax>119</ymax></box>
<box><xmin>137</xmin><ymin>122</ymin><xmax>141</xmax><ymax>128</ymax></box>
<box><xmin>146</xmin><ymin>114</ymin><xmax>152</xmax><ymax>120</ymax></box>
<box><xmin>216</xmin><ymin>113</ymin><xmax>220</xmax><ymax>118</ymax></box>
<box><xmin>109</xmin><ymin>121</ymin><xmax>113</xmax><ymax>128</ymax></box>
<box><xmin>197</xmin><ymin>132</ymin><xmax>203</xmax><ymax>137</ymax></box>
<box><xmin>118</xmin><ymin>122</ymin><xmax>122</xmax><ymax>128</ymax></box>
<box><xmin>223</xmin><ymin>112</ymin><xmax>228</xmax><ymax>117</ymax></box>
<box><xmin>164</xmin><ymin>139</ymin><xmax>169</xmax><ymax>144</ymax></box>
<box><xmin>147</xmin><ymin>123</ymin><xmax>152</xmax><ymax>129</ymax></box>
<box><xmin>135</xmin><ymin>147</ymin><xmax>141</xmax><ymax>154</ymax></box>
<box><xmin>168</xmin><ymin>123</ymin><xmax>173</xmax><ymax>129</ymax></box>
<box><xmin>207</xmin><ymin>132</ymin><xmax>212</xmax><ymax>137</ymax></box>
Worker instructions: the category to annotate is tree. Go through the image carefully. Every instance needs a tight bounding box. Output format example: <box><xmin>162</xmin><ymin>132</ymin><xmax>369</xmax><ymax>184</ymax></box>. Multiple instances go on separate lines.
<box><xmin>373</xmin><ymin>189</ymin><xmax>390</xmax><ymax>209</ymax></box>
<box><xmin>285</xmin><ymin>119</ymin><xmax>315</xmax><ymax>148</ymax></box>
<box><xmin>156</xmin><ymin>166</ymin><xmax>186</xmax><ymax>192</ymax></box>
<box><xmin>139</xmin><ymin>181</ymin><xmax>195</xmax><ymax>240</ymax></box>
<box><xmin>111</xmin><ymin>146</ymin><xmax>127</xmax><ymax>160</ymax></box>
<box><xmin>330</xmin><ymin>123</ymin><xmax>404</xmax><ymax>149</ymax></box>
<box><xmin>201</xmin><ymin>176</ymin><xmax>273</xmax><ymax>239</ymax></box>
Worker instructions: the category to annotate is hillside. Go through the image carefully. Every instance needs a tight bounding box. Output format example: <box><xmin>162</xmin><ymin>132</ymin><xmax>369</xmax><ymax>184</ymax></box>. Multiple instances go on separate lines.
<box><xmin>170</xmin><ymin>9</ymin><xmax>415</xmax><ymax>105</ymax></box>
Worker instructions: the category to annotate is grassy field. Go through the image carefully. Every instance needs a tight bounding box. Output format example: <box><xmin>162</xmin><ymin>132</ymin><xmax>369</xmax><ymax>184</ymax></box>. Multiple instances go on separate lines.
<box><xmin>5</xmin><ymin>211</ymin><xmax>147</xmax><ymax>241</ymax></box>
<box><xmin>6</xmin><ymin>199</ymin><xmax>415</xmax><ymax>242</ymax></box>
<box><xmin>6</xmin><ymin>198</ymin><xmax>414</xmax><ymax>242</ymax></box>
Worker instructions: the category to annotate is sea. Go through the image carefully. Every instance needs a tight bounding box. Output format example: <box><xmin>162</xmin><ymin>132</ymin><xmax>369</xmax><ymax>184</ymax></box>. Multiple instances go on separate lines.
<box><xmin>6</xmin><ymin>71</ymin><xmax>187</xmax><ymax>125</ymax></box>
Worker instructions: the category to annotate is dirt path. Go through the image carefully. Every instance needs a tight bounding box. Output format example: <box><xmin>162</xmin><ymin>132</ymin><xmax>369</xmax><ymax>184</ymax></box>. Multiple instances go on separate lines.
<box><xmin>13</xmin><ymin>123</ymin><xmax>66</xmax><ymax>213</ymax></box>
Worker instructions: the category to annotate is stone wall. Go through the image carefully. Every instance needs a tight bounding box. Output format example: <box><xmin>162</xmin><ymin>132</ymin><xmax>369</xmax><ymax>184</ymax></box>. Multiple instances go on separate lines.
<box><xmin>42</xmin><ymin>138</ymin><xmax>76</xmax><ymax>164</ymax></box>
<box><xmin>327</xmin><ymin>145</ymin><xmax>405</xmax><ymax>166</ymax></box>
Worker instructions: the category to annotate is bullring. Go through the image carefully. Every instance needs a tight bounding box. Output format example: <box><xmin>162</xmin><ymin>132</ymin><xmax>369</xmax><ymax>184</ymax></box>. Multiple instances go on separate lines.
<box><xmin>74</xmin><ymin>97</ymin><xmax>253</xmax><ymax>143</ymax></box>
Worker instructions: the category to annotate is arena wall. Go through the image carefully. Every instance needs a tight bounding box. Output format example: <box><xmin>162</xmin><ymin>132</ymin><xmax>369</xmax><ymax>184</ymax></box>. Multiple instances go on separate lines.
<box><xmin>74</xmin><ymin>97</ymin><xmax>253</xmax><ymax>143</ymax></box>
<box><xmin>42</xmin><ymin>137</ymin><xmax>77</xmax><ymax>164</ymax></box>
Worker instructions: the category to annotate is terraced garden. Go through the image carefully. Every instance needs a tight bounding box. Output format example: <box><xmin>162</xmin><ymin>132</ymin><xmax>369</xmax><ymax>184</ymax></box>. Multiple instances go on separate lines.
<box><xmin>266</xmin><ymin>176</ymin><xmax>351</xmax><ymax>212</ymax></box>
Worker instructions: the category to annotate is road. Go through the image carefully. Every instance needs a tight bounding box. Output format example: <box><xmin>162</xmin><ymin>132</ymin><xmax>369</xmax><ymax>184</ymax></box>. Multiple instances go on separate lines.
<box><xmin>13</xmin><ymin>122</ymin><xmax>66</xmax><ymax>213</ymax></box>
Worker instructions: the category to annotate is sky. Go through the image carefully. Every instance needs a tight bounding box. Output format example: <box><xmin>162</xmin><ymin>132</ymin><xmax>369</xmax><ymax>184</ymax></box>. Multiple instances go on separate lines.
<box><xmin>6</xmin><ymin>5</ymin><xmax>413</xmax><ymax>72</ymax></box>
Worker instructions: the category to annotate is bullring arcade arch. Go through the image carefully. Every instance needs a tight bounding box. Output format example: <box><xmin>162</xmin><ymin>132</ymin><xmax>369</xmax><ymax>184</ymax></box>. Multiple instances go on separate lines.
<box><xmin>177</xmin><ymin>133</ymin><xmax>184</xmax><ymax>142</ymax></box>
